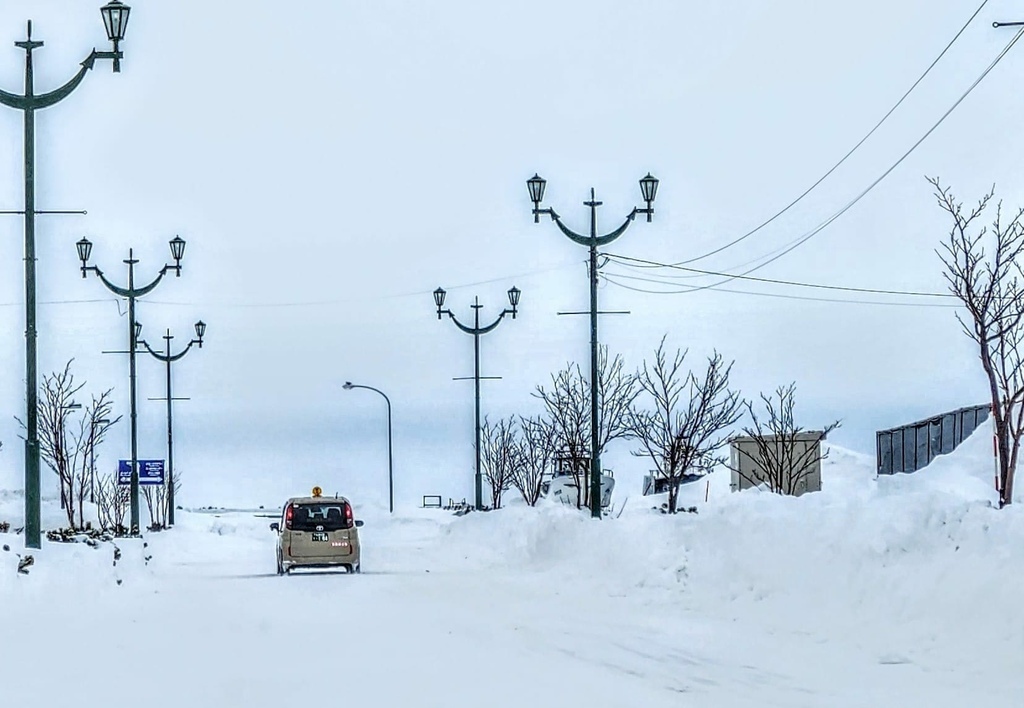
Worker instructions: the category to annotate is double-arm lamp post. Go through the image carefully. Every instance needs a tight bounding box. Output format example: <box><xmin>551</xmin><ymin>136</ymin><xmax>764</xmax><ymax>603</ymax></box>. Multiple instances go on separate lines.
<box><xmin>137</xmin><ymin>321</ymin><xmax>206</xmax><ymax>527</ymax></box>
<box><xmin>77</xmin><ymin>236</ymin><xmax>187</xmax><ymax>535</ymax></box>
<box><xmin>1</xmin><ymin>1</ymin><xmax>131</xmax><ymax>550</ymax></box>
<box><xmin>434</xmin><ymin>286</ymin><xmax>521</xmax><ymax>510</ymax></box>
<box><xmin>343</xmin><ymin>382</ymin><xmax>394</xmax><ymax>514</ymax></box>
<box><xmin>527</xmin><ymin>173</ymin><xmax>659</xmax><ymax>518</ymax></box>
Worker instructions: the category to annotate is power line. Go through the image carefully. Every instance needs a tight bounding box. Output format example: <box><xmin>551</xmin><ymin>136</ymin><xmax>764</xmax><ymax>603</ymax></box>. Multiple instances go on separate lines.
<box><xmin>603</xmin><ymin>253</ymin><xmax>955</xmax><ymax>298</ymax></box>
<box><xmin>599</xmin><ymin>272</ymin><xmax>961</xmax><ymax>308</ymax></box>
<box><xmin>0</xmin><ymin>260</ymin><xmax>580</xmax><ymax>310</ymax></box>
<box><xmin>655</xmin><ymin>25</ymin><xmax>1024</xmax><ymax>296</ymax></box>
<box><xmin>672</xmin><ymin>0</ymin><xmax>992</xmax><ymax>268</ymax></box>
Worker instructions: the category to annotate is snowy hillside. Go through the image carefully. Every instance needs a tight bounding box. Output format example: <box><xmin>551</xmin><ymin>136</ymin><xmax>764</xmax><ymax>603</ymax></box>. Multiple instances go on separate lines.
<box><xmin>1</xmin><ymin>428</ymin><xmax>1022</xmax><ymax>707</ymax></box>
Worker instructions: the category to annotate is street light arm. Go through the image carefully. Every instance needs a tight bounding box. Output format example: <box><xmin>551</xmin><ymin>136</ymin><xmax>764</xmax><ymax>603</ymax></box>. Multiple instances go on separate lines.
<box><xmin>132</xmin><ymin>268</ymin><xmax>171</xmax><ymax>298</ymax></box>
<box><xmin>347</xmin><ymin>383</ymin><xmax>391</xmax><ymax>408</ymax></box>
<box><xmin>87</xmin><ymin>266</ymin><xmax>131</xmax><ymax>298</ymax></box>
<box><xmin>546</xmin><ymin>207</ymin><xmax>640</xmax><ymax>248</ymax></box>
<box><xmin>30</xmin><ymin>60</ymin><xmax>93</xmax><ymax>110</ymax></box>
<box><xmin>0</xmin><ymin>85</ymin><xmax>29</xmax><ymax>110</ymax></box>
<box><xmin>138</xmin><ymin>337</ymin><xmax>198</xmax><ymax>363</ymax></box>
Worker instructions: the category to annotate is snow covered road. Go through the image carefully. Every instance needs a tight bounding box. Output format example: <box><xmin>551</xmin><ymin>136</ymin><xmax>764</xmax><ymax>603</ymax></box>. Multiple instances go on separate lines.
<box><xmin>3</xmin><ymin>486</ymin><xmax>1022</xmax><ymax>708</ymax></box>
<box><xmin>3</xmin><ymin>436</ymin><xmax>1024</xmax><ymax>706</ymax></box>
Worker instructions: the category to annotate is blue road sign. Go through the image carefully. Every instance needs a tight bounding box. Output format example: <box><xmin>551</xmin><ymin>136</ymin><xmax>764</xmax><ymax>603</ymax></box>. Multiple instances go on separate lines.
<box><xmin>118</xmin><ymin>459</ymin><xmax>165</xmax><ymax>486</ymax></box>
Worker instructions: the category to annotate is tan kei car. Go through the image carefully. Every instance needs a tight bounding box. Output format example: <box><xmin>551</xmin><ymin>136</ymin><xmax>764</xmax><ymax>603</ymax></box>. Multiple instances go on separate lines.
<box><xmin>270</xmin><ymin>490</ymin><xmax>364</xmax><ymax>575</ymax></box>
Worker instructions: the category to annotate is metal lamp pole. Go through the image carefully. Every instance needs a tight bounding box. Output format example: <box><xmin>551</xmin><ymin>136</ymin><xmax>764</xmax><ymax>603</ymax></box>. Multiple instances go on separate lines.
<box><xmin>77</xmin><ymin>236</ymin><xmax>187</xmax><ymax>535</ymax></box>
<box><xmin>0</xmin><ymin>1</ymin><xmax>131</xmax><ymax>550</ymax></box>
<box><xmin>137</xmin><ymin>321</ymin><xmax>205</xmax><ymax>527</ymax></box>
<box><xmin>343</xmin><ymin>382</ymin><xmax>393</xmax><ymax>514</ymax></box>
<box><xmin>527</xmin><ymin>173</ymin><xmax>659</xmax><ymax>518</ymax></box>
<box><xmin>433</xmin><ymin>287</ymin><xmax>521</xmax><ymax>511</ymax></box>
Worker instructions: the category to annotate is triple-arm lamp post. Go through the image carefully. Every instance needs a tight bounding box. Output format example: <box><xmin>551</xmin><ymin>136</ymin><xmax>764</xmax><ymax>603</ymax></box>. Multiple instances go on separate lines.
<box><xmin>434</xmin><ymin>287</ymin><xmax>521</xmax><ymax>510</ymax></box>
<box><xmin>137</xmin><ymin>321</ymin><xmax>206</xmax><ymax>527</ymax></box>
<box><xmin>527</xmin><ymin>173</ymin><xmax>659</xmax><ymax>518</ymax></box>
<box><xmin>77</xmin><ymin>236</ymin><xmax>187</xmax><ymax>535</ymax></box>
<box><xmin>343</xmin><ymin>382</ymin><xmax>394</xmax><ymax>514</ymax></box>
<box><xmin>0</xmin><ymin>1</ymin><xmax>131</xmax><ymax>550</ymax></box>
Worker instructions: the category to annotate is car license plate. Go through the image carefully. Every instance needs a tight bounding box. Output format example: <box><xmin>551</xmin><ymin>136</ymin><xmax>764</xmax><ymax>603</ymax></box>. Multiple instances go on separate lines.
<box><xmin>311</xmin><ymin>532</ymin><xmax>328</xmax><ymax>542</ymax></box>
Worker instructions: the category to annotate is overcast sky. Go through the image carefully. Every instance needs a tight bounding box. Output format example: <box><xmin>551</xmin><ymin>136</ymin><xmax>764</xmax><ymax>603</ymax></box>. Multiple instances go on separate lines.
<box><xmin>0</xmin><ymin>0</ymin><xmax>1020</xmax><ymax>508</ymax></box>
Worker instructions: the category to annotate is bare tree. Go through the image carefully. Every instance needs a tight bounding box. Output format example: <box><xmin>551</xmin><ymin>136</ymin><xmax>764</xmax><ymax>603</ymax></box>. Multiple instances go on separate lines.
<box><xmin>512</xmin><ymin>416</ymin><xmax>556</xmax><ymax>506</ymax></box>
<box><xmin>17</xmin><ymin>362</ymin><xmax>121</xmax><ymax>530</ymax></box>
<box><xmin>96</xmin><ymin>471</ymin><xmax>129</xmax><ymax>535</ymax></box>
<box><xmin>533</xmin><ymin>346</ymin><xmax>638</xmax><ymax>508</ymax></box>
<box><xmin>734</xmin><ymin>383</ymin><xmax>840</xmax><ymax>495</ymax></box>
<box><xmin>19</xmin><ymin>361</ymin><xmax>82</xmax><ymax>527</ymax></box>
<box><xmin>932</xmin><ymin>178</ymin><xmax>1024</xmax><ymax>507</ymax></box>
<box><xmin>142</xmin><ymin>471</ymin><xmax>182</xmax><ymax>530</ymax></box>
<box><xmin>630</xmin><ymin>338</ymin><xmax>743</xmax><ymax>513</ymax></box>
<box><xmin>480</xmin><ymin>417</ymin><xmax>518</xmax><ymax>510</ymax></box>
<box><xmin>70</xmin><ymin>393</ymin><xmax>120</xmax><ymax>529</ymax></box>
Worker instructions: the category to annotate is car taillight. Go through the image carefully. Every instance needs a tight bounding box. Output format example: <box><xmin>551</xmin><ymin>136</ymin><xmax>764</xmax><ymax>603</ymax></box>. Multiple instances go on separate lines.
<box><xmin>345</xmin><ymin>504</ymin><xmax>354</xmax><ymax>527</ymax></box>
<box><xmin>285</xmin><ymin>504</ymin><xmax>293</xmax><ymax>530</ymax></box>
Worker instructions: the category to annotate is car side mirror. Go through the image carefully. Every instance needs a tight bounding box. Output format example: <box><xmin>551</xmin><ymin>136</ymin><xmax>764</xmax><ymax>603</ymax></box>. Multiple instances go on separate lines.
<box><xmin>270</xmin><ymin>522</ymin><xmax>279</xmax><ymax>532</ymax></box>
<box><xmin>355</xmin><ymin>520</ymin><xmax>364</xmax><ymax>528</ymax></box>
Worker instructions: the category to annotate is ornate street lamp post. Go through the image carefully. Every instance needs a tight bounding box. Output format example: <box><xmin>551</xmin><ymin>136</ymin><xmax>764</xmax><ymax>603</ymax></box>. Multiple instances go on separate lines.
<box><xmin>527</xmin><ymin>173</ymin><xmax>658</xmax><ymax>518</ymax></box>
<box><xmin>137</xmin><ymin>321</ymin><xmax>206</xmax><ymax>527</ymax></box>
<box><xmin>77</xmin><ymin>236</ymin><xmax>186</xmax><ymax>535</ymax></box>
<box><xmin>343</xmin><ymin>382</ymin><xmax>394</xmax><ymax>514</ymax></box>
<box><xmin>434</xmin><ymin>286</ymin><xmax>521</xmax><ymax>510</ymax></box>
<box><xmin>0</xmin><ymin>2</ymin><xmax>131</xmax><ymax>550</ymax></box>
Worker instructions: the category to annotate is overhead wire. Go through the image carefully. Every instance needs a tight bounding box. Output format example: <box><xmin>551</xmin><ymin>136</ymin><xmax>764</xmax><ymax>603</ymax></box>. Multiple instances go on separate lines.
<box><xmin>0</xmin><ymin>260</ymin><xmax>581</xmax><ymax>310</ymax></box>
<box><xmin>668</xmin><ymin>0</ymin><xmax>992</xmax><ymax>268</ymax></box>
<box><xmin>599</xmin><ymin>272</ymin><xmax>961</xmax><ymax>308</ymax></box>
<box><xmin>603</xmin><ymin>253</ymin><xmax>955</xmax><ymax>298</ymax></box>
<box><xmin>624</xmin><ymin>23</ymin><xmax>1024</xmax><ymax>296</ymax></box>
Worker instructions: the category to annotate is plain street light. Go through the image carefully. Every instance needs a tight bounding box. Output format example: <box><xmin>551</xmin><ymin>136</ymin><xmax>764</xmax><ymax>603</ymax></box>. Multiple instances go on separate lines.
<box><xmin>0</xmin><ymin>2</ymin><xmax>131</xmax><ymax>550</ymax></box>
<box><xmin>434</xmin><ymin>286</ymin><xmax>521</xmax><ymax>510</ymax></box>
<box><xmin>527</xmin><ymin>173</ymin><xmax>658</xmax><ymax>518</ymax></box>
<box><xmin>343</xmin><ymin>382</ymin><xmax>394</xmax><ymax>514</ymax></box>
<box><xmin>77</xmin><ymin>236</ymin><xmax>186</xmax><ymax>535</ymax></box>
<box><xmin>138</xmin><ymin>321</ymin><xmax>205</xmax><ymax>527</ymax></box>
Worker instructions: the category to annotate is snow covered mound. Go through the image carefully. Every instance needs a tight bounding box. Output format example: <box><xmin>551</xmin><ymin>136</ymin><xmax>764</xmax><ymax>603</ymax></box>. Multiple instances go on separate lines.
<box><xmin>0</xmin><ymin>427</ymin><xmax>1022</xmax><ymax>707</ymax></box>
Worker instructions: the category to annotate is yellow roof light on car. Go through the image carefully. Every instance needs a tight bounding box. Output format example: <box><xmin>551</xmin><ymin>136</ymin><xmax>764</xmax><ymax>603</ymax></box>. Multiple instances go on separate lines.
<box><xmin>312</xmin><ymin>486</ymin><xmax>323</xmax><ymax>498</ymax></box>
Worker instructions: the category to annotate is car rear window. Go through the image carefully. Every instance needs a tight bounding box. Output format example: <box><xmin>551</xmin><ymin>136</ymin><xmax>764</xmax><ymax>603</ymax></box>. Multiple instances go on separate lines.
<box><xmin>290</xmin><ymin>503</ymin><xmax>349</xmax><ymax>531</ymax></box>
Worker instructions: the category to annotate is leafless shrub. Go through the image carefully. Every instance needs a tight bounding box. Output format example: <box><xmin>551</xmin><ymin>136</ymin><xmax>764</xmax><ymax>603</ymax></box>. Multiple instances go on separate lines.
<box><xmin>511</xmin><ymin>416</ymin><xmax>556</xmax><ymax>506</ymax></box>
<box><xmin>733</xmin><ymin>383</ymin><xmax>839</xmax><ymax>495</ymax></box>
<box><xmin>630</xmin><ymin>338</ymin><xmax>743</xmax><ymax>513</ymax></box>
<box><xmin>480</xmin><ymin>417</ymin><xmax>518</xmax><ymax>510</ymax></box>
<box><xmin>534</xmin><ymin>347</ymin><xmax>638</xmax><ymax>508</ymax></box>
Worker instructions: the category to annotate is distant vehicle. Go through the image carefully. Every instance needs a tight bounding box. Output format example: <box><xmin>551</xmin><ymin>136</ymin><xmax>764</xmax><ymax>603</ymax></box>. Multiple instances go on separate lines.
<box><xmin>541</xmin><ymin>453</ymin><xmax>615</xmax><ymax>509</ymax></box>
<box><xmin>270</xmin><ymin>487</ymin><xmax>364</xmax><ymax>575</ymax></box>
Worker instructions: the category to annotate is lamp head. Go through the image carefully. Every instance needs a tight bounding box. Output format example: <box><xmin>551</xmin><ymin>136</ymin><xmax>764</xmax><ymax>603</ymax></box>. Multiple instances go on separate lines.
<box><xmin>507</xmin><ymin>285</ymin><xmax>521</xmax><ymax>317</ymax></box>
<box><xmin>527</xmin><ymin>174</ymin><xmax>546</xmax><ymax>222</ymax></box>
<box><xmin>433</xmin><ymin>287</ymin><xmax>447</xmax><ymax>318</ymax></box>
<box><xmin>100</xmin><ymin>1</ymin><xmax>130</xmax><ymax>72</ymax></box>
<box><xmin>169</xmin><ymin>236</ymin><xmax>186</xmax><ymax>275</ymax></box>
<box><xmin>343</xmin><ymin>381</ymin><xmax>354</xmax><ymax>390</ymax></box>
<box><xmin>76</xmin><ymin>237</ymin><xmax>93</xmax><ymax>276</ymax></box>
<box><xmin>639</xmin><ymin>173</ymin><xmax>659</xmax><ymax>222</ymax></box>
<box><xmin>101</xmin><ymin>1</ymin><xmax>130</xmax><ymax>42</ymax></box>
<box><xmin>194</xmin><ymin>320</ymin><xmax>206</xmax><ymax>345</ymax></box>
